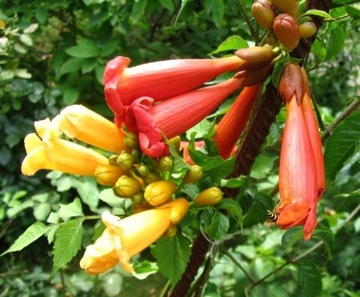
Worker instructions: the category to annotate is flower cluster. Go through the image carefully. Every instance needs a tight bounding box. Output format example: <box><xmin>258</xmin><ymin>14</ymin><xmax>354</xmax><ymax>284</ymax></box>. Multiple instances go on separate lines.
<box><xmin>251</xmin><ymin>0</ymin><xmax>317</xmax><ymax>51</ymax></box>
<box><xmin>274</xmin><ymin>62</ymin><xmax>325</xmax><ymax>240</ymax></box>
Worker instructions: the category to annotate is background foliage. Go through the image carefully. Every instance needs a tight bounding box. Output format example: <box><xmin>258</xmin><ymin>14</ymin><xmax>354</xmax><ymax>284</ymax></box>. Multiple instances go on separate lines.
<box><xmin>0</xmin><ymin>0</ymin><xmax>359</xmax><ymax>296</ymax></box>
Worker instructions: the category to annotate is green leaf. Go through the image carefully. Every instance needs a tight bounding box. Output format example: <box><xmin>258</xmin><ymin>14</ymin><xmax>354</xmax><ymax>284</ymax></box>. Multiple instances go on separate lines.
<box><xmin>59</xmin><ymin>58</ymin><xmax>84</xmax><ymax>75</ymax></box>
<box><xmin>99</xmin><ymin>189</ymin><xmax>130</xmax><ymax>212</ymax></box>
<box><xmin>130</xmin><ymin>0</ymin><xmax>148</xmax><ymax>23</ymax></box>
<box><xmin>311</xmin><ymin>39</ymin><xmax>327</xmax><ymax>64</ymax></box>
<box><xmin>1</xmin><ymin>222</ymin><xmax>49</xmax><ymax>256</ymax></box>
<box><xmin>209</xmin><ymin>0</ymin><xmax>225</xmax><ymax>27</ymax></box>
<box><xmin>271</xmin><ymin>55</ymin><xmax>290</xmax><ymax>88</ymax></box>
<box><xmin>346</xmin><ymin>5</ymin><xmax>360</xmax><ymax>19</ymax></box>
<box><xmin>58</xmin><ymin>198</ymin><xmax>84</xmax><ymax>218</ymax></box>
<box><xmin>201</xmin><ymin>209</ymin><xmax>229</xmax><ymax>240</ymax></box>
<box><xmin>313</xmin><ymin>223</ymin><xmax>335</xmax><ymax>257</ymax></box>
<box><xmin>281</xmin><ymin>227</ymin><xmax>304</xmax><ymax>254</ymax></box>
<box><xmin>200</xmin><ymin>156</ymin><xmax>235</xmax><ymax>181</ymax></box>
<box><xmin>51</xmin><ymin>218</ymin><xmax>84</xmax><ymax>277</ymax></box>
<box><xmin>63</xmin><ymin>87</ymin><xmax>79</xmax><ymax>104</ymax></box>
<box><xmin>19</xmin><ymin>34</ymin><xmax>33</xmax><ymax>46</ymax></box>
<box><xmin>151</xmin><ymin>233</ymin><xmax>190</xmax><ymax>289</ymax></box>
<box><xmin>324</xmin><ymin>111</ymin><xmax>360</xmax><ymax>180</ymax></box>
<box><xmin>65</xmin><ymin>40</ymin><xmax>99</xmax><ymax>58</ymax></box>
<box><xmin>326</xmin><ymin>23</ymin><xmax>346</xmax><ymax>60</ymax></box>
<box><xmin>220</xmin><ymin>176</ymin><xmax>245</xmax><ymax>188</ymax></box>
<box><xmin>159</xmin><ymin>0</ymin><xmax>174</xmax><ymax>12</ymax></box>
<box><xmin>217</xmin><ymin>198</ymin><xmax>243</xmax><ymax>225</ymax></box>
<box><xmin>302</xmin><ymin>9</ymin><xmax>334</xmax><ymax>20</ymax></box>
<box><xmin>297</xmin><ymin>259</ymin><xmax>322</xmax><ymax>297</ymax></box>
<box><xmin>35</xmin><ymin>7</ymin><xmax>47</xmax><ymax>24</ymax></box>
<box><xmin>211</xmin><ymin>35</ymin><xmax>248</xmax><ymax>55</ymax></box>
<box><xmin>133</xmin><ymin>261</ymin><xmax>158</xmax><ymax>279</ymax></box>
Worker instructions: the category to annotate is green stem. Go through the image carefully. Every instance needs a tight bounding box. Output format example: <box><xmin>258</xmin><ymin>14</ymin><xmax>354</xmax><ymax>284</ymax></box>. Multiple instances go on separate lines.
<box><xmin>321</xmin><ymin>99</ymin><xmax>360</xmax><ymax>141</ymax></box>
<box><xmin>237</xmin><ymin>0</ymin><xmax>257</xmax><ymax>43</ymax></box>
<box><xmin>221</xmin><ymin>246</ymin><xmax>256</xmax><ymax>283</ymax></box>
<box><xmin>160</xmin><ymin>280</ymin><xmax>171</xmax><ymax>297</ymax></box>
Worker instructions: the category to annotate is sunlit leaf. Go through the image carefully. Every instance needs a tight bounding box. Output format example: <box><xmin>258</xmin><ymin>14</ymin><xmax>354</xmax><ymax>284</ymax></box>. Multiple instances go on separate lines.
<box><xmin>324</xmin><ymin>111</ymin><xmax>360</xmax><ymax>180</ymax></box>
<box><xmin>51</xmin><ymin>218</ymin><xmax>84</xmax><ymax>277</ymax></box>
<box><xmin>0</xmin><ymin>222</ymin><xmax>50</xmax><ymax>256</ymax></box>
<box><xmin>58</xmin><ymin>198</ymin><xmax>84</xmax><ymax>218</ymax></box>
<box><xmin>211</xmin><ymin>35</ymin><xmax>248</xmax><ymax>55</ymax></box>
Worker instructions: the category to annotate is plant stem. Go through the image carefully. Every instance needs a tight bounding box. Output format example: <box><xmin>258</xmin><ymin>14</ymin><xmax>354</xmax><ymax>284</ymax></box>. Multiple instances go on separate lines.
<box><xmin>237</xmin><ymin>0</ymin><xmax>257</xmax><ymax>43</ymax></box>
<box><xmin>321</xmin><ymin>99</ymin><xmax>360</xmax><ymax>141</ymax></box>
<box><xmin>221</xmin><ymin>246</ymin><xmax>256</xmax><ymax>283</ymax></box>
<box><xmin>160</xmin><ymin>280</ymin><xmax>171</xmax><ymax>297</ymax></box>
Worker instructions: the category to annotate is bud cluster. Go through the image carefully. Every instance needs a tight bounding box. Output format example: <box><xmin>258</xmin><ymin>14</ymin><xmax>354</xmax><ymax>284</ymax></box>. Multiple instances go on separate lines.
<box><xmin>251</xmin><ymin>0</ymin><xmax>317</xmax><ymax>51</ymax></box>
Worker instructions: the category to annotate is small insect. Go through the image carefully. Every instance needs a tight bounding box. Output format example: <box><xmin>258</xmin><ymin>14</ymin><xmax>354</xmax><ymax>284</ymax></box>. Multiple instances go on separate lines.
<box><xmin>267</xmin><ymin>210</ymin><xmax>279</xmax><ymax>222</ymax></box>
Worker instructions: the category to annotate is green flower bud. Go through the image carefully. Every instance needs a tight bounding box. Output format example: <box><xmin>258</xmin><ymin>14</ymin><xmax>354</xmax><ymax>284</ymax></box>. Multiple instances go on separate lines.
<box><xmin>142</xmin><ymin>172</ymin><xmax>162</xmax><ymax>185</ymax></box>
<box><xmin>116</xmin><ymin>152</ymin><xmax>134</xmax><ymax>170</ymax></box>
<box><xmin>184</xmin><ymin>165</ymin><xmax>203</xmax><ymax>184</ymax></box>
<box><xmin>298</xmin><ymin>21</ymin><xmax>317</xmax><ymax>38</ymax></box>
<box><xmin>168</xmin><ymin>136</ymin><xmax>181</xmax><ymax>152</ymax></box>
<box><xmin>114</xmin><ymin>175</ymin><xmax>142</xmax><ymax>197</ymax></box>
<box><xmin>156</xmin><ymin>156</ymin><xmax>174</xmax><ymax>171</ymax></box>
<box><xmin>144</xmin><ymin>180</ymin><xmax>176</xmax><ymax>206</ymax></box>
<box><xmin>235</xmin><ymin>45</ymin><xmax>276</xmax><ymax>71</ymax></box>
<box><xmin>194</xmin><ymin>187</ymin><xmax>223</xmax><ymax>206</ymax></box>
<box><xmin>124</xmin><ymin>132</ymin><xmax>139</xmax><ymax>150</ymax></box>
<box><xmin>137</xmin><ymin>164</ymin><xmax>150</xmax><ymax>176</ymax></box>
<box><xmin>108</xmin><ymin>154</ymin><xmax>119</xmax><ymax>165</ymax></box>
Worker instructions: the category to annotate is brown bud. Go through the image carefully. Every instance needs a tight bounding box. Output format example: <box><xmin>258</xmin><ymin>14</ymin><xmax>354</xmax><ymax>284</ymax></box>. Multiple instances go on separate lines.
<box><xmin>251</xmin><ymin>0</ymin><xmax>276</xmax><ymax>30</ymax></box>
<box><xmin>278</xmin><ymin>62</ymin><xmax>304</xmax><ymax>104</ymax></box>
<box><xmin>271</xmin><ymin>0</ymin><xmax>299</xmax><ymax>18</ymax></box>
<box><xmin>273</xmin><ymin>13</ymin><xmax>300</xmax><ymax>51</ymax></box>
<box><xmin>298</xmin><ymin>21</ymin><xmax>317</xmax><ymax>38</ymax></box>
<box><xmin>235</xmin><ymin>63</ymin><xmax>273</xmax><ymax>86</ymax></box>
<box><xmin>235</xmin><ymin>45</ymin><xmax>276</xmax><ymax>71</ymax></box>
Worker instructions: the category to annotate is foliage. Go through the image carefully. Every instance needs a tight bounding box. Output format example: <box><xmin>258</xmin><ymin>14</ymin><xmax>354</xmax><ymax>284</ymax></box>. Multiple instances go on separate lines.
<box><xmin>1</xmin><ymin>0</ymin><xmax>360</xmax><ymax>296</ymax></box>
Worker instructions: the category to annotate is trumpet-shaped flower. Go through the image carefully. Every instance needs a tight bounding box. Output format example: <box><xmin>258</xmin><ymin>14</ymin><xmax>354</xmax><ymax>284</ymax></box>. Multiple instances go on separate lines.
<box><xmin>54</xmin><ymin>105</ymin><xmax>126</xmax><ymax>153</ymax></box>
<box><xmin>213</xmin><ymin>84</ymin><xmax>261</xmax><ymax>159</ymax></box>
<box><xmin>21</xmin><ymin>133</ymin><xmax>108</xmax><ymax>176</ymax></box>
<box><xmin>104</xmin><ymin>55</ymin><xmax>245</xmax><ymax>124</ymax></box>
<box><xmin>80</xmin><ymin>198</ymin><xmax>189</xmax><ymax>274</ymax></box>
<box><xmin>301</xmin><ymin>68</ymin><xmax>325</xmax><ymax>198</ymax></box>
<box><xmin>276</xmin><ymin>95</ymin><xmax>318</xmax><ymax>240</ymax></box>
<box><xmin>124</xmin><ymin>77</ymin><xmax>245</xmax><ymax>157</ymax></box>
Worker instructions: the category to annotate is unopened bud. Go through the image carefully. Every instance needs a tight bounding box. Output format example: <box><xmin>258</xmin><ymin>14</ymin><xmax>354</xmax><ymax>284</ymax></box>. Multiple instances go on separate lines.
<box><xmin>116</xmin><ymin>152</ymin><xmax>134</xmax><ymax>170</ymax></box>
<box><xmin>114</xmin><ymin>175</ymin><xmax>142</xmax><ymax>197</ymax></box>
<box><xmin>279</xmin><ymin>62</ymin><xmax>304</xmax><ymax>104</ymax></box>
<box><xmin>164</xmin><ymin>225</ymin><xmax>177</xmax><ymax>238</ymax></box>
<box><xmin>184</xmin><ymin>165</ymin><xmax>203</xmax><ymax>184</ymax></box>
<box><xmin>273</xmin><ymin>13</ymin><xmax>300</xmax><ymax>51</ymax></box>
<box><xmin>109</xmin><ymin>154</ymin><xmax>118</xmax><ymax>165</ymax></box>
<box><xmin>251</xmin><ymin>0</ymin><xmax>276</xmax><ymax>30</ymax></box>
<box><xmin>194</xmin><ymin>187</ymin><xmax>223</xmax><ymax>206</ymax></box>
<box><xmin>142</xmin><ymin>172</ymin><xmax>162</xmax><ymax>185</ymax></box>
<box><xmin>144</xmin><ymin>180</ymin><xmax>176</xmax><ymax>206</ymax></box>
<box><xmin>271</xmin><ymin>0</ymin><xmax>299</xmax><ymax>18</ymax></box>
<box><xmin>160</xmin><ymin>198</ymin><xmax>189</xmax><ymax>224</ymax></box>
<box><xmin>156</xmin><ymin>155</ymin><xmax>174</xmax><ymax>171</ymax></box>
<box><xmin>137</xmin><ymin>164</ymin><xmax>150</xmax><ymax>176</ymax></box>
<box><xmin>235</xmin><ymin>45</ymin><xmax>276</xmax><ymax>71</ymax></box>
<box><xmin>95</xmin><ymin>164</ymin><xmax>127</xmax><ymax>186</ymax></box>
<box><xmin>298</xmin><ymin>21</ymin><xmax>317</xmax><ymax>38</ymax></box>
<box><xmin>124</xmin><ymin>132</ymin><xmax>139</xmax><ymax>149</ymax></box>
<box><xmin>235</xmin><ymin>63</ymin><xmax>273</xmax><ymax>86</ymax></box>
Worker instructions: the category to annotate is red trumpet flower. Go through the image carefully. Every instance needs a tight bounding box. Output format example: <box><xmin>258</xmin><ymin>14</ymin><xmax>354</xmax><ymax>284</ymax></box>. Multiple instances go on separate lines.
<box><xmin>213</xmin><ymin>84</ymin><xmax>261</xmax><ymax>159</ymax></box>
<box><xmin>124</xmin><ymin>77</ymin><xmax>245</xmax><ymax>157</ymax></box>
<box><xmin>104</xmin><ymin>56</ymin><xmax>244</xmax><ymax>126</ymax></box>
